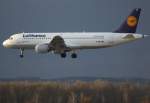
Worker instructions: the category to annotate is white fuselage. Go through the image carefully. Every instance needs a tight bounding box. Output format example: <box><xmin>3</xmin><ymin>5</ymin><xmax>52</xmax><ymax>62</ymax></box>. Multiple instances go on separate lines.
<box><xmin>3</xmin><ymin>32</ymin><xmax>143</xmax><ymax>50</ymax></box>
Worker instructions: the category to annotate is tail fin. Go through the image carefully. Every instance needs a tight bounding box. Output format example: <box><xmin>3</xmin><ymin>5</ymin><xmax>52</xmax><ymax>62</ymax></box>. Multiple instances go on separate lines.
<box><xmin>115</xmin><ymin>8</ymin><xmax>141</xmax><ymax>33</ymax></box>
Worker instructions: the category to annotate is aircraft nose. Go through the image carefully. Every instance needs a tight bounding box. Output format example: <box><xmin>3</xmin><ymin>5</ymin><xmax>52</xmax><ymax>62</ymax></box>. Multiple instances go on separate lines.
<box><xmin>2</xmin><ymin>41</ymin><xmax>6</xmax><ymax>47</ymax></box>
<box><xmin>2</xmin><ymin>40</ymin><xmax>8</xmax><ymax>48</ymax></box>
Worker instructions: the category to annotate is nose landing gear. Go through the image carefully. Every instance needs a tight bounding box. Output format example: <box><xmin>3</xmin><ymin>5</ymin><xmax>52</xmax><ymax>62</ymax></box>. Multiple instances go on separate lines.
<box><xmin>19</xmin><ymin>49</ymin><xmax>24</xmax><ymax>58</ymax></box>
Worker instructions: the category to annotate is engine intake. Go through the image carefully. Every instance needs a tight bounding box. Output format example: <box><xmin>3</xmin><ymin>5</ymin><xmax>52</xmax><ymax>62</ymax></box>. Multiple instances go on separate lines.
<box><xmin>35</xmin><ymin>44</ymin><xmax>49</xmax><ymax>53</ymax></box>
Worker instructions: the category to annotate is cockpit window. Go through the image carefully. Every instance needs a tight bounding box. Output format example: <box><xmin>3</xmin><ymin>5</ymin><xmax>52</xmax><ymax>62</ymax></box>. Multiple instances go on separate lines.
<box><xmin>9</xmin><ymin>37</ymin><xmax>13</xmax><ymax>40</ymax></box>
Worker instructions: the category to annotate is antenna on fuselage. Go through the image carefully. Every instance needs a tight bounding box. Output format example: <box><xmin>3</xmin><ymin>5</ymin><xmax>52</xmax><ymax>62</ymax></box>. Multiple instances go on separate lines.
<box><xmin>82</xmin><ymin>26</ymin><xmax>86</xmax><ymax>32</ymax></box>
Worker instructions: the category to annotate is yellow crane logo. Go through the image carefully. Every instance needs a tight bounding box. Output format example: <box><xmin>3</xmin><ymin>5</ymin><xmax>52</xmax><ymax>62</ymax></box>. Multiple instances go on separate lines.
<box><xmin>127</xmin><ymin>16</ymin><xmax>137</xmax><ymax>27</ymax></box>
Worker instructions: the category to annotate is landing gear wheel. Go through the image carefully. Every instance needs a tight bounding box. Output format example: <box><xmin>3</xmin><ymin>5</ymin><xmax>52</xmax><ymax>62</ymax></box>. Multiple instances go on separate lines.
<box><xmin>61</xmin><ymin>53</ymin><xmax>66</xmax><ymax>58</ymax></box>
<box><xmin>19</xmin><ymin>54</ymin><xmax>24</xmax><ymax>58</ymax></box>
<box><xmin>71</xmin><ymin>53</ymin><xmax>77</xmax><ymax>58</ymax></box>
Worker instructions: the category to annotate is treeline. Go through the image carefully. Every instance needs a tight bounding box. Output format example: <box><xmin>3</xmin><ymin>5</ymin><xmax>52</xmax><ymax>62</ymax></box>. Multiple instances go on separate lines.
<box><xmin>0</xmin><ymin>80</ymin><xmax>149</xmax><ymax>103</ymax></box>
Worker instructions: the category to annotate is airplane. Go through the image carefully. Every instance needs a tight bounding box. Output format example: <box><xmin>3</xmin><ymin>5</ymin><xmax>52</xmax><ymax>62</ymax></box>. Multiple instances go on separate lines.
<box><xmin>2</xmin><ymin>8</ymin><xmax>149</xmax><ymax>58</ymax></box>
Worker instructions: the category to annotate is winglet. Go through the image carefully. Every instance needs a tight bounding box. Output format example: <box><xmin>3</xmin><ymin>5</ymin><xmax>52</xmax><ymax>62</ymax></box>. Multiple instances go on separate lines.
<box><xmin>115</xmin><ymin>8</ymin><xmax>141</xmax><ymax>33</ymax></box>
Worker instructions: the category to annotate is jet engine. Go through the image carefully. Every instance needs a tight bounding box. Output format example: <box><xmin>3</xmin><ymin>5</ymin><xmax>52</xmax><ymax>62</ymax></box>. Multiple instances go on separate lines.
<box><xmin>35</xmin><ymin>44</ymin><xmax>49</xmax><ymax>53</ymax></box>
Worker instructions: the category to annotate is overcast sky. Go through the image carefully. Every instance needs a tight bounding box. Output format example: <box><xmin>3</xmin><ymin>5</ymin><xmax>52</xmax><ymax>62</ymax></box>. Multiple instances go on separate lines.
<box><xmin>0</xmin><ymin>0</ymin><xmax>150</xmax><ymax>79</ymax></box>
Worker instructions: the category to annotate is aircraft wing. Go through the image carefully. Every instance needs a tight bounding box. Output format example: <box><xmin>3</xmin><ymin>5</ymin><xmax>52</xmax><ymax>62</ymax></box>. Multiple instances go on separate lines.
<box><xmin>49</xmin><ymin>36</ymin><xmax>70</xmax><ymax>53</ymax></box>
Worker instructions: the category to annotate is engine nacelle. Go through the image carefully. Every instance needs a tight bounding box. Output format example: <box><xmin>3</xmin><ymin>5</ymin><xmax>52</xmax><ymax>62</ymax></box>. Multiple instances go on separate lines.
<box><xmin>35</xmin><ymin>44</ymin><xmax>49</xmax><ymax>53</ymax></box>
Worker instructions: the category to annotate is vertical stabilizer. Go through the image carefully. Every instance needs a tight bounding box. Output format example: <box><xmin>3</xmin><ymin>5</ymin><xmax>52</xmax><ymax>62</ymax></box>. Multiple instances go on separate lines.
<box><xmin>115</xmin><ymin>8</ymin><xmax>141</xmax><ymax>33</ymax></box>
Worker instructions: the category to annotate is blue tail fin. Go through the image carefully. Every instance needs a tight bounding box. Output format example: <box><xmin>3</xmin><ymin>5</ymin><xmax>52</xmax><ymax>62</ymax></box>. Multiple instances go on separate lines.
<box><xmin>115</xmin><ymin>8</ymin><xmax>141</xmax><ymax>33</ymax></box>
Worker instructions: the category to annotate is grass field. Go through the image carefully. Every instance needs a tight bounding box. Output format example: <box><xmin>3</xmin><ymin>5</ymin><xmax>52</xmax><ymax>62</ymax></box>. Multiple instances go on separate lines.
<box><xmin>0</xmin><ymin>80</ymin><xmax>149</xmax><ymax>103</ymax></box>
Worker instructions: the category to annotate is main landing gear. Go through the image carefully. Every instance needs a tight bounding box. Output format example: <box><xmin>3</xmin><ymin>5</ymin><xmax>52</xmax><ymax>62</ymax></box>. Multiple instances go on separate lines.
<box><xmin>71</xmin><ymin>53</ymin><xmax>77</xmax><ymax>58</ymax></box>
<box><xmin>60</xmin><ymin>52</ymin><xmax>77</xmax><ymax>58</ymax></box>
<box><xmin>61</xmin><ymin>53</ymin><xmax>67</xmax><ymax>58</ymax></box>
<box><xmin>19</xmin><ymin>49</ymin><xmax>24</xmax><ymax>58</ymax></box>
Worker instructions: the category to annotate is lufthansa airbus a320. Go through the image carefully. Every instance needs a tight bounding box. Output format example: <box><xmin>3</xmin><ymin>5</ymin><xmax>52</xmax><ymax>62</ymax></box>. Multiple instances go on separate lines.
<box><xmin>2</xmin><ymin>8</ymin><xmax>149</xmax><ymax>58</ymax></box>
